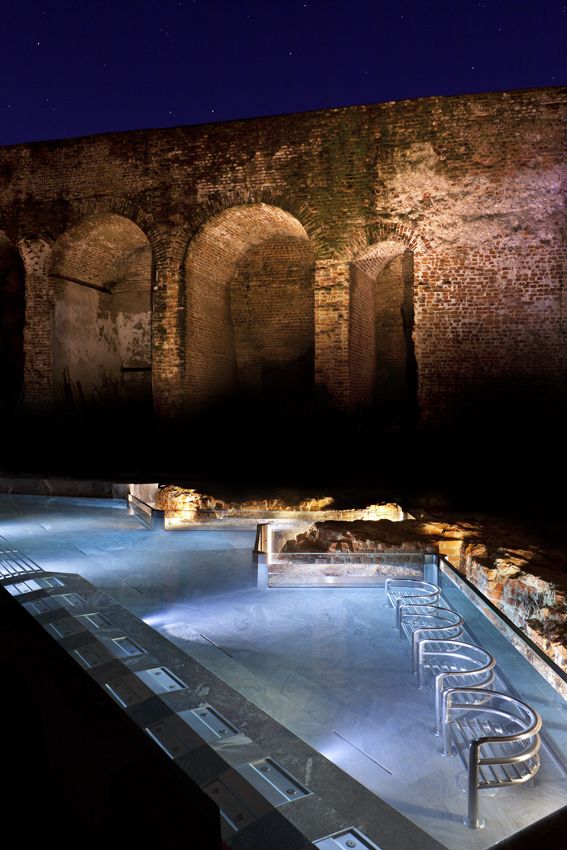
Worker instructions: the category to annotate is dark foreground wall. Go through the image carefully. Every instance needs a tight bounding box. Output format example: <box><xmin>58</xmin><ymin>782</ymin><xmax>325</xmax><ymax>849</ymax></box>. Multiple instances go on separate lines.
<box><xmin>0</xmin><ymin>86</ymin><xmax>565</xmax><ymax>443</ymax></box>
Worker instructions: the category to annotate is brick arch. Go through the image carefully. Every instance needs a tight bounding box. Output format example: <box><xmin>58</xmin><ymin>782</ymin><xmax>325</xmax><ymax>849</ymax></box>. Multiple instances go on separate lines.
<box><xmin>62</xmin><ymin>198</ymin><xmax>160</xmax><ymax>248</ymax></box>
<box><xmin>13</xmin><ymin>198</ymin><xmax>160</xmax><ymax>260</ymax></box>
<box><xmin>0</xmin><ymin>230</ymin><xmax>25</xmax><ymax>411</ymax></box>
<box><xmin>349</xmin><ymin>237</ymin><xmax>418</xmax><ymax>425</ymax></box>
<box><xmin>183</xmin><ymin>203</ymin><xmax>316</xmax><ymax>410</ymax></box>
<box><xmin>343</xmin><ymin>221</ymin><xmax>431</xmax><ymax>265</ymax></box>
<box><xmin>49</xmin><ymin>212</ymin><xmax>153</xmax><ymax>414</ymax></box>
<box><xmin>182</xmin><ymin>192</ymin><xmax>326</xmax><ymax>261</ymax></box>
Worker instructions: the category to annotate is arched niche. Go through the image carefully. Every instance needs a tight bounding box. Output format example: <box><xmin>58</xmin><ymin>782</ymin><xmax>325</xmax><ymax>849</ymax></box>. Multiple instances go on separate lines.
<box><xmin>350</xmin><ymin>241</ymin><xmax>417</xmax><ymax>424</ymax></box>
<box><xmin>49</xmin><ymin>213</ymin><xmax>153</xmax><ymax>413</ymax></box>
<box><xmin>0</xmin><ymin>231</ymin><xmax>25</xmax><ymax>413</ymax></box>
<box><xmin>184</xmin><ymin>204</ymin><xmax>315</xmax><ymax>410</ymax></box>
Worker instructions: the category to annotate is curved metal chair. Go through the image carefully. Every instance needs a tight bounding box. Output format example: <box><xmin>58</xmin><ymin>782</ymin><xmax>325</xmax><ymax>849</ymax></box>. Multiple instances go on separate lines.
<box><xmin>416</xmin><ymin>639</ymin><xmax>496</xmax><ymax>734</ymax></box>
<box><xmin>399</xmin><ymin>604</ymin><xmax>464</xmax><ymax>673</ymax></box>
<box><xmin>384</xmin><ymin>579</ymin><xmax>440</xmax><ymax>627</ymax></box>
<box><xmin>441</xmin><ymin>688</ymin><xmax>542</xmax><ymax>829</ymax></box>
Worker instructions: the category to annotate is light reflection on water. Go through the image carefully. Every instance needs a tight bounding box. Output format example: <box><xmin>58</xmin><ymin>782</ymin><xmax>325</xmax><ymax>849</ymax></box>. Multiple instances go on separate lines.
<box><xmin>2</xmin><ymin>493</ymin><xmax>567</xmax><ymax>850</ymax></box>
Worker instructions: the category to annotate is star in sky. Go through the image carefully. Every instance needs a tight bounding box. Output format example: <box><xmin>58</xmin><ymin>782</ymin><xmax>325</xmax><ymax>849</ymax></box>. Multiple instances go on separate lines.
<box><xmin>1</xmin><ymin>0</ymin><xmax>564</xmax><ymax>145</ymax></box>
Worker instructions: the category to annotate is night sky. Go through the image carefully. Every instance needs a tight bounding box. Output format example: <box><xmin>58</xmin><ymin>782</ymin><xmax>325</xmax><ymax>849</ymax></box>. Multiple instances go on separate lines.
<box><xmin>1</xmin><ymin>0</ymin><xmax>566</xmax><ymax>146</ymax></box>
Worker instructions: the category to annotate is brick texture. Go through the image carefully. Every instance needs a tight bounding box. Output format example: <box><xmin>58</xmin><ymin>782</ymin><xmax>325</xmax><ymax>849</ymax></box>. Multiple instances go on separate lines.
<box><xmin>0</xmin><ymin>86</ymin><xmax>565</xmax><ymax>426</ymax></box>
<box><xmin>232</xmin><ymin>235</ymin><xmax>314</xmax><ymax>403</ymax></box>
<box><xmin>0</xmin><ymin>233</ymin><xmax>25</xmax><ymax>408</ymax></box>
<box><xmin>49</xmin><ymin>213</ymin><xmax>152</xmax><ymax>411</ymax></box>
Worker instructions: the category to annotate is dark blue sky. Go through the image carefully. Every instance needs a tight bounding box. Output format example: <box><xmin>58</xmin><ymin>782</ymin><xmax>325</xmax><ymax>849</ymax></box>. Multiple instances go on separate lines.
<box><xmin>1</xmin><ymin>0</ymin><xmax>566</xmax><ymax>145</ymax></box>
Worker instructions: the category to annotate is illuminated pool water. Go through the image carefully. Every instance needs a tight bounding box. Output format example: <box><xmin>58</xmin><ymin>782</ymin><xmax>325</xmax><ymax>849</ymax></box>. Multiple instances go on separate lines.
<box><xmin>1</xmin><ymin>493</ymin><xmax>566</xmax><ymax>850</ymax></box>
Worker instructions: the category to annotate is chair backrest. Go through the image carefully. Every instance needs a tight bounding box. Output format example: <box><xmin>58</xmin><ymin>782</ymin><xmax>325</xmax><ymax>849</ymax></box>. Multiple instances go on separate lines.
<box><xmin>443</xmin><ymin>688</ymin><xmax>542</xmax><ymax>757</ymax></box>
<box><xmin>401</xmin><ymin>606</ymin><xmax>465</xmax><ymax>671</ymax></box>
<box><xmin>418</xmin><ymin>639</ymin><xmax>495</xmax><ymax>685</ymax></box>
<box><xmin>385</xmin><ymin>579</ymin><xmax>440</xmax><ymax>619</ymax></box>
<box><xmin>417</xmin><ymin>640</ymin><xmax>496</xmax><ymax>731</ymax></box>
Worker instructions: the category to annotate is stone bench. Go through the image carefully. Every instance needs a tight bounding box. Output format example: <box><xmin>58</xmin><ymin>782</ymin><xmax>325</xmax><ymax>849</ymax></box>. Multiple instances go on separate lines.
<box><xmin>441</xmin><ymin>688</ymin><xmax>542</xmax><ymax>829</ymax></box>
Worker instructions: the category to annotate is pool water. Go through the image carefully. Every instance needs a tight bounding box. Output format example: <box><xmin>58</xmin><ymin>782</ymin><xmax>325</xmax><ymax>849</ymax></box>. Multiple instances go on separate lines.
<box><xmin>1</xmin><ymin>493</ymin><xmax>566</xmax><ymax>850</ymax></box>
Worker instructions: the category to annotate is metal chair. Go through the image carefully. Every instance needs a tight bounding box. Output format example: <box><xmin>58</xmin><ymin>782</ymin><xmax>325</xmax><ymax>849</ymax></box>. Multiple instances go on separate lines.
<box><xmin>441</xmin><ymin>688</ymin><xmax>542</xmax><ymax>829</ymax></box>
<box><xmin>416</xmin><ymin>639</ymin><xmax>496</xmax><ymax>734</ymax></box>
<box><xmin>384</xmin><ymin>579</ymin><xmax>440</xmax><ymax>628</ymax></box>
<box><xmin>399</xmin><ymin>604</ymin><xmax>464</xmax><ymax>673</ymax></box>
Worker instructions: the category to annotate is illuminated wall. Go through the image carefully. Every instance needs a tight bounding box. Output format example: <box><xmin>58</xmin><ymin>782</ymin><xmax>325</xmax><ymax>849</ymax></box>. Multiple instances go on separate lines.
<box><xmin>0</xmin><ymin>86</ymin><xmax>565</xmax><ymax>427</ymax></box>
<box><xmin>49</xmin><ymin>213</ymin><xmax>152</xmax><ymax>413</ymax></box>
<box><xmin>0</xmin><ymin>231</ymin><xmax>25</xmax><ymax>411</ymax></box>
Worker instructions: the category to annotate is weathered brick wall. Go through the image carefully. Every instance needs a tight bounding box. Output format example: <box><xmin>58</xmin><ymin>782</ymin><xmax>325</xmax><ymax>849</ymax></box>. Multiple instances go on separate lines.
<box><xmin>183</xmin><ymin>204</ymin><xmax>313</xmax><ymax>409</ymax></box>
<box><xmin>0</xmin><ymin>234</ymin><xmax>25</xmax><ymax>407</ymax></box>
<box><xmin>183</xmin><ymin>220</ymin><xmax>240</xmax><ymax>409</ymax></box>
<box><xmin>349</xmin><ymin>263</ymin><xmax>375</xmax><ymax>412</ymax></box>
<box><xmin>48</xmin><ymin>213</ymin><xmax>152</xmax><ymax>411</ymax></box>
<box><xmin>349</xmin><ymin>243</ymin><xmax>416</xmax><ymax>418</ymax></box>
<box><xmin>314</xmin><ymin>260</ymin><xmax>350</xmax><ymax>408</ymax></box>
<box><xmin>50</xmin><ymin>215</ymin><xmax>147</xmax><ymax>285</ymax></box>
<box><xmin>232</xmin><ymin>235</ymin><xmax>314</xmax><ymax>401</ymax></box>
<box><xmin>112</xmin><ymin>245</ymin><xmax>152</xmax><ymax>370</ymax></box>
<box><xmin>112</xmin><ymin>246</ymin><xmax>153</xmax><ymax>406</ymax></box>
<box><xmin>18</xmin><ymin>237</ymin><xmax>53</xmax><ymax>412</ymax></box>
<box><xmin>0</xmin><ymin>86</ymin><xmax>564</xmax><ymax>426</ymax></box>
<box><xmin>374</xmin><ymin>253</ymin><xmax>413</xmax><ymax>419</ymax></box>
<box><xmin>52</xmin><ymin>281</ymin><xmax>121</xmax><ymax>408</ymax></box>
<box><xmin>415</xmin><ymin>244</ymin><xmax>567</xmax><ymax>426</ymax></box>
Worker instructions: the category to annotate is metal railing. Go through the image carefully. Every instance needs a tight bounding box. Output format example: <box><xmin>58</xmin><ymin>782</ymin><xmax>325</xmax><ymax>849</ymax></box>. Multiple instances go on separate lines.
<box><xmin>441</xmin><ymin>688</ymin><xmax>542</xmax><ymax>829</ymax></box>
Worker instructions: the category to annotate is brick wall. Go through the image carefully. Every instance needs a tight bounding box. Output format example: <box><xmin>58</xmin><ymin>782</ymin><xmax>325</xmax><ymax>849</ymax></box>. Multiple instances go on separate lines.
<box><xmin>349</xmin><ymin>243</ymin><xmax>416</xmax><ymax>418</ymax></box>
<box><xmin>374</xmin><ymin>252</ymin><xmax>414</xmax><ymax>420</ymax></box>
<box><xmin>112</xmin><ymin>246</ymin><xmax>153</xmax><ymax>407</ymax></box>
<box><xmin>49</xmin><ymin>214</ymin><xmax>152</xmax><ymax>411</ymax></box>
<box><xmin>232</xmin><ymin>235</ymin><xmax>314</xmax><ymax>402</ymax></box>
<box><xmin>0</xmin><ymin>86</ymin><xmax>564</xmax><ymax>427</ymax></box>
<box><xmin>349</xmin><ymin>264</ymin><xmax>375</xmax><ymax>412</ymax></box>
<box><xmin>184</xmin><ymin>204</ymin><xmax>312</xmax><ymax>409</ymax></box>
<box><xmin>52</xmin><ymin>281</ymin><xmax>121</xmax><ymax>408</ymax></box>
<box><xmin>18</xmin><ymin>237</ymin><xmax>53</xmax><ymax>412</ymax></box>
<box><xmin>314</xmin><ymin>260</ymin><xmax>350</xmax><ymax>408</ymax></box>
<box><xmin>415</xmin><ymin>244</ymin><xmax>567</xmax><ymax>426</ymax></box>
<box><xmin>0</xmin><ymin>233</ymin><xmax>25</xmax><ymax>408</ymax></box>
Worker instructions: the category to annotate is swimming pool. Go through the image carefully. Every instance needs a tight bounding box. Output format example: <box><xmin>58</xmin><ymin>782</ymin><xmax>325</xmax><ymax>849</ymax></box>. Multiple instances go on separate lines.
<box><xmin>1</xmin><ymin>493</ymin><xmax>566</xmax><ymax>849</ymax></box>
